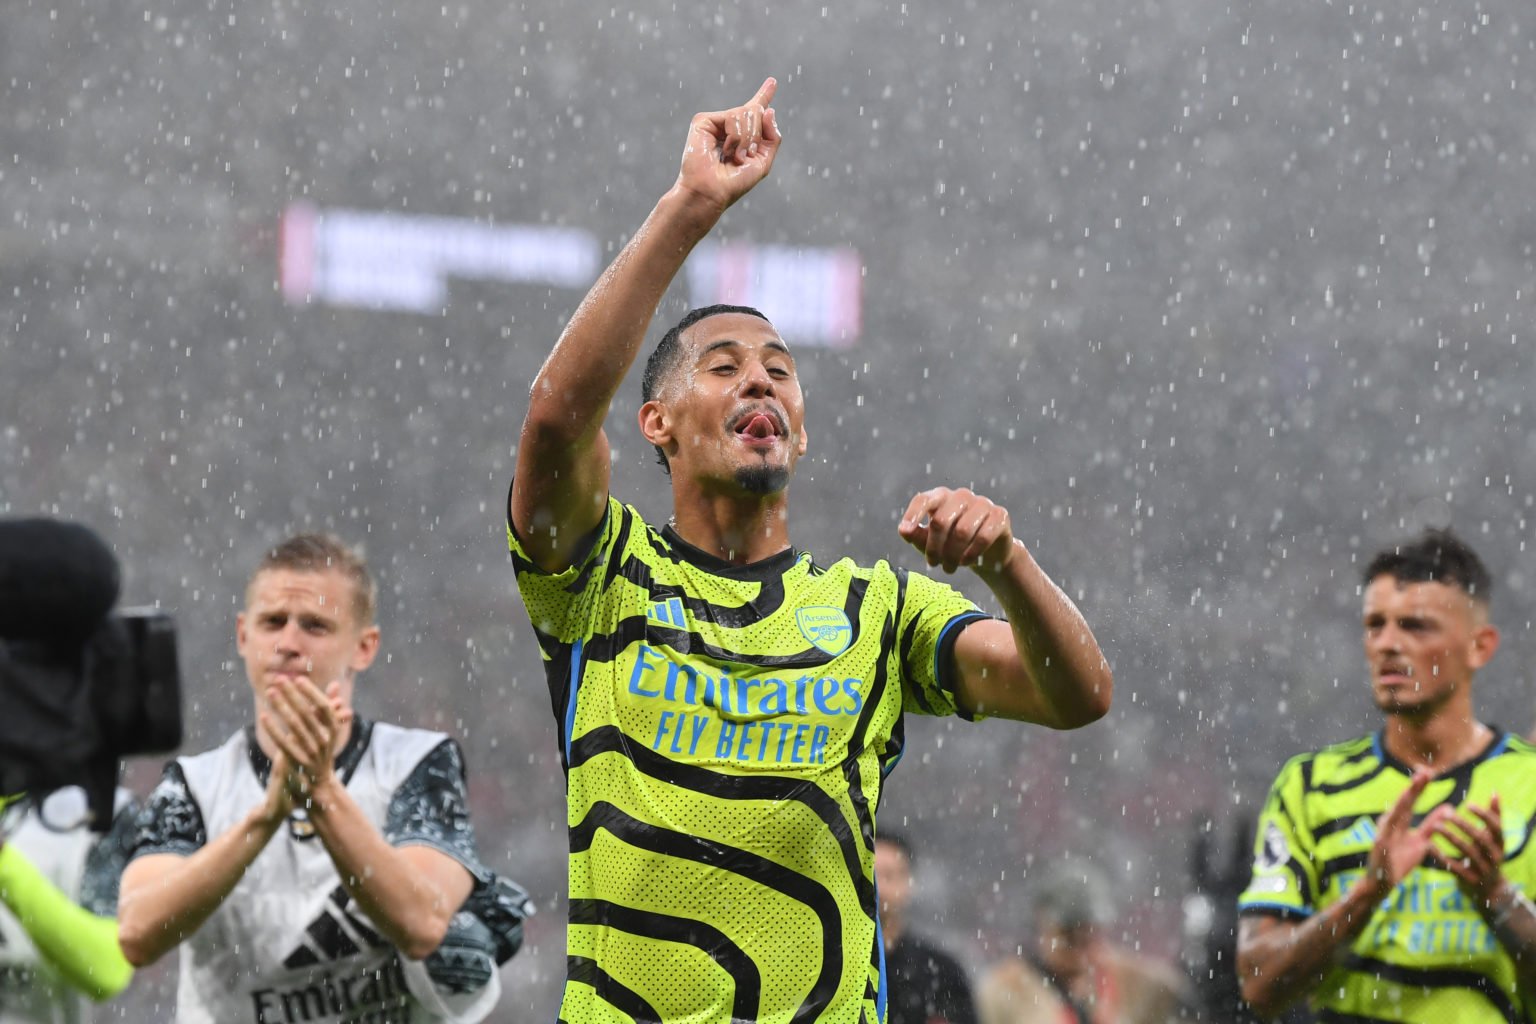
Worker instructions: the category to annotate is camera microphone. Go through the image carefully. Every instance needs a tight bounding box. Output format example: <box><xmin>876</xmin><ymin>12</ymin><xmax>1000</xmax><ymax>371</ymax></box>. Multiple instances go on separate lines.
<box><xmin>0</xmin><ymin>518</ymin><xmax>121</xmax><ymax>647</ymax></box>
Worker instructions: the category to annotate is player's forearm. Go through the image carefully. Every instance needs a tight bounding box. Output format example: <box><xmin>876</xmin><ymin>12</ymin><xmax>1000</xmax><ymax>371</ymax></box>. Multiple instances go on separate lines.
<box><xmin>1480</xmin><ymin>882</ymin><xmax>1536</xmax><ymax>991</ymax></box>
<box><xmin>304</xmin><ymin>778</ymin><xmax>463</xmax><ymax>961</ymax></box>
<box><xmin>972</xmin><ymin>540</ymin><xmax>1112</xmax><ymax>727</ymax></box>
<box><xmin>1237</xmin><ymin>883</ymin><xmax>1381</xmax><ymax>1018</ymax></box>
<box><xmin>0</xmin><ymin>843</ymin><xmax>133</xmax><ymax>1000</ymax></box>
<box><xmin>116</xmin><ymin>808</ymin><xmax>282</xmax><ymax>966</ymax></box>
<box><xmin>524</xmin><ymin>187</ymin><xmax>723</xmax><ymax>445</ymax></box>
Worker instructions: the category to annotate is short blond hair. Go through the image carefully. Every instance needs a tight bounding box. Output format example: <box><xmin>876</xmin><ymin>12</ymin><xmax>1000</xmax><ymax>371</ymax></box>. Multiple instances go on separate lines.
<box><xmin>250</xmin><ymin>532</ymin><xmax>376</xmax><ymax>625</ymax></box>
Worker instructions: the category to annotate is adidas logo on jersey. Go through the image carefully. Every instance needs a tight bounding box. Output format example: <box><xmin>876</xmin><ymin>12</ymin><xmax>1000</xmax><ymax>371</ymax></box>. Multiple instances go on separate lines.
<box><xmin>1346</xmin><ymin>817</ymin><xmax>1377</xmax><ymax>846</ymax></box>
<box><xmin>647</xmin><ymin>597</ymin><xmax>686</xmax><ymax>628</ymax></box>
<box><xmin>281</xmin><ymin>885</ymin><xmax>388</xmax><ymax>969</ymax></box>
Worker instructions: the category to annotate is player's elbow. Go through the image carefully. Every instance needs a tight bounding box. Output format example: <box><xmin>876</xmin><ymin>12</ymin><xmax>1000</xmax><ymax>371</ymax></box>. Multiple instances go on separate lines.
<box><xmin>399</xmin><ymin>914</ymin><xmax>455</xmax><ymax>963</ymax></box>
<box><xmin>1074</xmin><ymin>676</ymin><xmax>1114</xmax><ymax>725</ymax></box>
<box><xmin>1048</xmin><ymin>669</ymin><xmax>1113</xmax><ymax>729</ymax></box>
<box><xmin>1235</xmin><ymin>955</ymin><xmax>1289</xmax><ymax>1020</ymax></box>
<box><xmin>115</xmin><ymin>918</ymin><xmax>165</xmax><ymax>969</ymax></box>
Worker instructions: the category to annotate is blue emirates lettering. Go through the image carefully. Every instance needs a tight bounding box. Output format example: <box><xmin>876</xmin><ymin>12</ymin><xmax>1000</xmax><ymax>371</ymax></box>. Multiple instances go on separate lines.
<box><xmin>629</xmin><ymin>644</ymin><xmax>864</xmax><ymax>718</ymax></box>
<box><xmin>1336</xmin><ymin>871</ymin><xmax>1507</xmax><ymax>956</ymax></box>
<box><xmin>633</xmin><ymin>645</ymin><xmax>852</xmax><ymax>766</ymax></box>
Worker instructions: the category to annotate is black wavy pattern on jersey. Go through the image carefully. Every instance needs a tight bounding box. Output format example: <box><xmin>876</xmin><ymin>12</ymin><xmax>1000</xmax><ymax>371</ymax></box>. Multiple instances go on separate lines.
<box><xmin>596</xmin><ymin>503</ymin><xmax>638</xmax><ymax>592</ymax></box>
<box><xmin>570</xmin><ymin>800</ymin><xmax>843</xmax><ymax>1024</ymax></box>
<box><xmin>568</xmin><ymin>954</ymin><xmax>662</xmax><ymax>1023</ymax></box>
<box><xmin>568</xmin><ymin>725</ymin><xmax>874</xmax><ymax>914</ymax></box>
<box><xmin>1338</xmin><ymin>740</ymin><xmax>1378</xmax><ymax>764</ymax></box>
<box><xmin>1317</xmin><ymin>851</ymin><xmax>1371</xmax><ymax>889</ymax></box>
<box><xmin>1312</xmin><ymin>814</ymin><xmax>1370</xmax><ymax>842</ymax></box>
<box><xmin>1508</xmin><ymin>805</ymin><xmax>1536</xmax><ymax>861</ymax></box>
<box><xmin>1310</xmin><ymin>758</ymin><xmax>1389</xmax><ymax>797</ymax></box>
<box><xmin>596</xmin><ymin>545</ymin><xmax>794</xmax><ymax>631</ymax></box>
<box><xmin>607</xmin><ymin>507</ymin><xmax>839</xmax><ymax>630</ymax></box>
<box><xmin>1310</xmin><ymin>751</ymin><xmax>1490</xmax><ymax>893</ymax></box>
<box><xmin>130</xmin><ymin>762</ymin><xmax>205</xmax><ymax>857</ymax></box>
<box><xmin>1338</xmin><ymin>954</ymin><xmax>1519</xmax><ymax>1022</ymax></box>
<box><xmin>845</xmin><ymin>605</ymin><xmax>899</xmax><ymax>866</ymax></box>
<box><xmin>1313</xmin><ymin>769</ymin><xmax>1503</xmax><ymax>892</ymax></box>
<box><xmin>570</xmin><ymin>898</ymin><xmax>760</xmax><ymax>1022</ymax></box>
<box><xmin>80</xmin><ymin>800</ymin><xmax>139</xmax><ymax>915</ymax></box>
<box><xmin>849</xmin><ymin>603</ymin><xmax>896</xmax><ymax>775</ymax></box>
<box><xmin>383</xmin><ymin>738</ymin><xmax>482</xmax><ymax>876</ymax></box>
<box><xmin>1274</xmin><ymin>800</ymin><xmax>1317</xmax><ymax>908</ymax></box>
<box><xmin>1298</xmin><ymin>753</ymin><xmax>1315</xmax><ymax>792</ymax></box>
<box><xmin>843</xmin><ymin>759</ymin><xmax>876</xmax><ymax>871</ymax></box>
<box><xmin>584</xmin><ymin>614</ymin><xmax>839</xmax><ymax>670</ymax></box>
<box><xmin>538</xmin><ymin>635</ymin><xmax>575</xmax><ymax>770</ymax></box>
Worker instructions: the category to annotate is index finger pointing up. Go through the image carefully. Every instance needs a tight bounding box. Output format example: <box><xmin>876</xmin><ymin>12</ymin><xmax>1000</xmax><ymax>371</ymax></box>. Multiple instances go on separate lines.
<box><xmin>751</xmin><ymin>77</ymin><xmax>777</xmax><ymax>108</ymax></box>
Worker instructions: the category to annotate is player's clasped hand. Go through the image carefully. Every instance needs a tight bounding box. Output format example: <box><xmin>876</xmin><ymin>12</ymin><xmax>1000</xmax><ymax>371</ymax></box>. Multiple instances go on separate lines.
<box><xmin>1428</xmin><ymin>793</ymin><xmax>1509</xmax><ymax>908</ymax></box>
<box><xmin>1362</xmin><ymin>769</ymin><xmax>1453</xmax><ymax>895</ymax></box>
<box><xmin>261</xmin><ymin>677</ymin><xmax>352</xmax><ymax>799</ymax></box>
<box><xmin>898</xmin><ymin>487</ymin><xmax>1019</xmax><ymax>576</ymax></box>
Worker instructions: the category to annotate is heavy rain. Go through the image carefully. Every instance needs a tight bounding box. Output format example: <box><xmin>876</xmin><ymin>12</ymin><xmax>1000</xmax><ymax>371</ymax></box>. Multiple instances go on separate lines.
<box><xmin>3</xmin><ymin>0</ymin><xmax>1534</xmax><ymax>1021</ymax></box>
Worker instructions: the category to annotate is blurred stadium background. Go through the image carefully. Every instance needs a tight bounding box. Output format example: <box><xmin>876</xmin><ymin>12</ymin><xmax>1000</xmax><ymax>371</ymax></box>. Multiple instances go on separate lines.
<box><xmin>4</xmin><ymin>0</ymin><xmax>1535</xmax><ymax>1017</ymax></box>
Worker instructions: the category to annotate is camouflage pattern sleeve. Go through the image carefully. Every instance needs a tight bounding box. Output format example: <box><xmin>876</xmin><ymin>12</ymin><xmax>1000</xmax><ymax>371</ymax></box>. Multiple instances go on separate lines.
<box><xmin>79</xmin><ymin>797</ymin><xmax>140</xmax><ymax>916</ymax></box>
<box><xmin>130</xmin><ymin>762</ymin><xmax>206</xmax><ymax>859</ymax></box>
<box><xmin>383</xmin><ymin>739</ymin><xmax>485</xmax><ymax>878</ymax></box>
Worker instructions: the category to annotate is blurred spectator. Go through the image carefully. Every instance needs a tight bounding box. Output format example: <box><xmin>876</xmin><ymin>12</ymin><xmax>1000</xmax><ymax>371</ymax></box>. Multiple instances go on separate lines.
<box><xmin>876</xmin><ymin>832</ymin><xmax>978</xmax><ymax>1024</ymax></box>
<box><xmin>978</xmin><ymin>860</ymin><xmax>1189</xmax><ymax>1024</ymax></box>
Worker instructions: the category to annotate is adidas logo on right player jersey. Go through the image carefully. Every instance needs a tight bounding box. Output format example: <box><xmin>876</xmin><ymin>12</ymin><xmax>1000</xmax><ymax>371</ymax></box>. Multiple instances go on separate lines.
<box><xmin>647</xmin><ymin>597</ymin><xmax>686</xmax><ymax>628</ymax></box>
<box><xmin>1346</xmin><ymin>817</ymin><xmax>1378</xmax><ymax>846</ymax></box>
<box><xmin>281</xmin><ymin>885</ymin><xmax>388</xmax><ymax>969</ymax></box>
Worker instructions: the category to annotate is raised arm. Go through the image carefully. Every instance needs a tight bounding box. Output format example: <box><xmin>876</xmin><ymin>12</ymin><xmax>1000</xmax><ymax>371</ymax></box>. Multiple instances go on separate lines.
<box><xmin>510</xmin><ymin>78</ymin><xmax>782</xmax><ymax>572</ymax></box>
<box><xmin>898</xmin><ymin>487</ymin><xmax>1112</xmax><ymax>728</ymax></box>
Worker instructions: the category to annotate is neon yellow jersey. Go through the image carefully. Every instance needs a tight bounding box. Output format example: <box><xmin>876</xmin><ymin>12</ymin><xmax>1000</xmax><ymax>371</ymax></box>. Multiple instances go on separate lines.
<box><xmin>509</xmin><ymin>497</ymin><xmax>989</xmax><ymax>1024</ymax></box>
<box><xmin>1239</xmin><ymin>730</ymin><xmax>1536</xmax><ymax>1023</ymax></box>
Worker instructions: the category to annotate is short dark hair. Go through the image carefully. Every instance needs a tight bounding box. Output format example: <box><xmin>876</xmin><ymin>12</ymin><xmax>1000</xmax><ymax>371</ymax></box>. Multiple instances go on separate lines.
<box><xmin>250</xmin><ymin>532</ymin><xmax>376</xmax><ymax>625</ymax></box>
<box><xmin>1363</xmin><ymin>526</ymin><xmax>1492</xmax><ymax>604</ymax></box>
<box><xmin>641</xmin><ymin>304</ymin><xmax>772</xmax><ymax>474</ymax></box>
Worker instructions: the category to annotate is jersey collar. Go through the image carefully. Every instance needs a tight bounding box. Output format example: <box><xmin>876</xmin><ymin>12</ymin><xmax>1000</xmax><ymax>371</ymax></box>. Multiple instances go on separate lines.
<box><xmin>245</xmin><ymin>718</ymin><xmax>374</xmax><ymax>787</ymax></box>
<box><xmin>660</xmin><ymin>524</ymin><xmax>801</xmax><ymax>580</ymax></box>
<box><xmin>1373</xmin><ymin>723</ymin><xmax>1508</xmax><ymax>779</ymax></box>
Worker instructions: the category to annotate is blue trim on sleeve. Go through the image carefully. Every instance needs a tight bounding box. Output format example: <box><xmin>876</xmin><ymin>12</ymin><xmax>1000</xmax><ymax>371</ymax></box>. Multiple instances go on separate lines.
<box><xmin>875</xmin><ymin>914</ymin><xmax>889</xmax><ymax>1024</ymax></box>
<box><xmin>934</xmin><ymin>612</ymin><xmax>991</xmax><ymax>718</ymax></box>
<box><xmin>564</xmin><ymin>638</ymin><xmax>584</xmax><ymax>766</ymax></box>
<box><xmin>1237</xmin><ymin>900</ymin><xmax>1313</xmax><ymax>920</ymax></box>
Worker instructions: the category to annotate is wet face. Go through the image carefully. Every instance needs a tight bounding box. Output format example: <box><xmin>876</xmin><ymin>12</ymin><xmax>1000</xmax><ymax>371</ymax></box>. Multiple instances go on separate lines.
<box><xmin>236</xmin><ymin>568</ymin><xmax>379</xmax><ymax>712</ymax></box>
<box><xmin>873</xmin><ymin>839</ymin><xmax>913</xmax><ymax>931</ymax></box>
<box><xmin>1361</xmin><ymin>575</ymin><xmax>1497</xmax><ymax>718</ymax></box>
<box><xmin>639</xmin><ymin>313</ymin><xmax>808</xmax><ymax>496</ymax></box>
